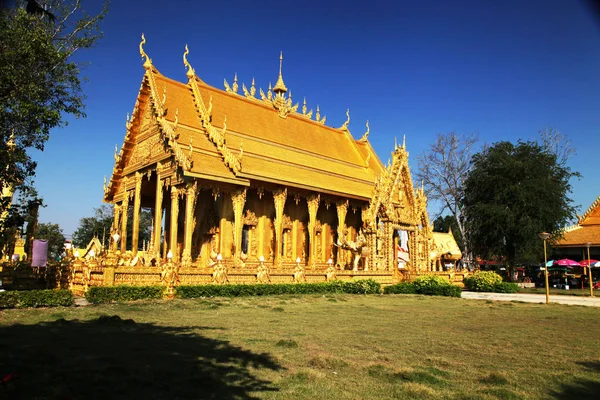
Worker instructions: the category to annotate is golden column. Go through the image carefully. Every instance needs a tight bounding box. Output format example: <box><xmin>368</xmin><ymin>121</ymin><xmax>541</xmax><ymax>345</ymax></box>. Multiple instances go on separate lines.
<box><xmin>120</xmin><ymin>188</ymin><xmax>130</xmax><ymax>254</ymax></box>
<box><xmin>153</xmin><ymin>169</ymin><xmax>163</xmax><ymax>261</ymax></box>
<box><xmin>112</xmin><ymin>204</ymin><xmax>121</xmax><ymax>252</ymax></box>
<box><xmin>231</xmin><ymin>188</ymin><xmax>247</xmax><ymax>263</ymax></box>
<box><xmin>539</xmin><ymin>232</ymin><xmax>551</xmax><ymax>304</ymax></box>
<box><xmin>182</xmin><ymin>182</ymin><xmax>198</xmax><ymax>267</ymax></box>
<box><xmin>273</xmin><ymin>188</ymin><xmax>287</xmax><ymax>267</ymax></box>
<box><xmin>307</xmin><ymin>194</ymin><xmax>320</xmax><ymax>268</ymax></box>
<box><xmin>336</xmin><ymin>200</ymin><xmax>348</xmax><ymax>266</ymax></box>
<box><xmin>169</xmin><ymin>186</ymin><xmax>181</xmax><ymax>261</ymax></box>
<box><xmin>586</xmin><ymin>242</ymin><xmax>594</xmax><ymax>297</ymax></box>
<box><xmin>131</xmin><ymin>171</ymin><xmax>143</xmax><ymax>256</ymax></box>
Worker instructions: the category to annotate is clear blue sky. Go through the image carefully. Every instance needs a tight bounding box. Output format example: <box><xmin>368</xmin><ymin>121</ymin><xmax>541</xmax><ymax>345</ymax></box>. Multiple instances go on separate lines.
<box><xmin>33</xmin><ymin>0</ymin><xmax>600</xmax><ymax>238</ymax></box>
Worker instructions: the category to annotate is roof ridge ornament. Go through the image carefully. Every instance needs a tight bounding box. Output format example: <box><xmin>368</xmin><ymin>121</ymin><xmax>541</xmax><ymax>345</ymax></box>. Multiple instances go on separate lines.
<box><xmin>338</xmin><ymin>109</ymin><xmax>350</xmax><ymax>131</ymax></box>
<box><xmin>359</xmin><ymin>120</ymin><xmax>370</xmax><ymax>142</ymax></box>
<box><xmin>273</xmin><ymin>51</ymin><xmax>288</xmax><ymax>94</ymax></box>
<box><xmin>140</xmin><ymin>33</ymin><xmax>152</xmax><ymax>69</ymax></box>
<box><xmin>183</xmin><ymin>44</ymin><xmax>195</xmax><ymax>78</ymax></box>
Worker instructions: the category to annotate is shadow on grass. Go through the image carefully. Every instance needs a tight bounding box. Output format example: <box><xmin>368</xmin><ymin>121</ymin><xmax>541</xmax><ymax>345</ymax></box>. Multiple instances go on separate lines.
<box><xmin>0</xmin><ymin>315</ymin><xmax>283</xmax><ymax>399</ymax></box>
<box><xmin>549</xmin><ymin>360</ymin><xmax>600</xmax><ymax>400</ymax></box>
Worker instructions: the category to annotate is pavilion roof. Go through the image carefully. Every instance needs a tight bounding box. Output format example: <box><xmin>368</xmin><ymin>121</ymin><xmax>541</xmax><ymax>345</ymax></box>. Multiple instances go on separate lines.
<box><xmin>104</xmin><ymin>38</ymin><xmax>390</xmax><ymax>202</ymax></box>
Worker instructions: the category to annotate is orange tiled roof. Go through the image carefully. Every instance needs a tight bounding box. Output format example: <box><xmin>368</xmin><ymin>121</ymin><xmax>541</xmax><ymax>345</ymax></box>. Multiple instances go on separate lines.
<box><xmin>554</xmin><ymin>225</ymin><xmax>600</xmax><ymax>247</ymax></box>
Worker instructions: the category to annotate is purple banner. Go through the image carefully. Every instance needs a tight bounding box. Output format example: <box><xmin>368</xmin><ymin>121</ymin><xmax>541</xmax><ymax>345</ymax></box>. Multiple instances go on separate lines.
<box><xmin>31</xmin><ymin>239</ymin><xmax>48</xmax><ymax>267</ymax></box>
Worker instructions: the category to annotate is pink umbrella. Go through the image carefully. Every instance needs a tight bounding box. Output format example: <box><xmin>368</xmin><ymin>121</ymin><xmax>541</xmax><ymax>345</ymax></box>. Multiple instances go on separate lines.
<box><xmin>554</xmin><ymin>259</ymin><xmax>580</xmax><ymax>267</ymax></box>
<box><xmin>579</xmin><ymin>259</ymin><xmax>600</xmax><ymax>267</ymax></box>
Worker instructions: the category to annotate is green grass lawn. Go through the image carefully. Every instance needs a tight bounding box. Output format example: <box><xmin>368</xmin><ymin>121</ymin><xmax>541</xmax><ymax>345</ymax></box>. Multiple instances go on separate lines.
<box><xmin>1</xmin><ymin>294</ymin><xmax>599</xmax><ymax>399</ymax></box>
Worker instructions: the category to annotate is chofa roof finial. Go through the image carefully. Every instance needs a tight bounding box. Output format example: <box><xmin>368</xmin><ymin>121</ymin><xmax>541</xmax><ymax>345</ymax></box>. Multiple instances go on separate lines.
<box><xmin>140</xmin><ymin>33</ymin><xmax>152</xmax><ymax>69</ymax></box>
<box><xmin>183</xmin><ymin>44</ymin><xmax>195</xmax><ymax>78</ymax></box>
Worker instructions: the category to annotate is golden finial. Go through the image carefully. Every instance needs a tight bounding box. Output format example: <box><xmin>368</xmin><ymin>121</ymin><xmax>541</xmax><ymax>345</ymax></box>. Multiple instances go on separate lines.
<box><xmin>316</xmin><ymin>105</ymin><xmax>320</xmax><ymax>121</ymax></box>
<box><xmin>359</xmin><ymin>120</ymin><xmax>370</xmax><ymax>142</ymax></box>
<box><xmin>273</xmin><ymin>51</ymin><xmax>288</xmax><ymax>94</ymax></box>
<box><xmin>183</xmin><ymin>44</ymin><xmax>194</xmax><ymax>78</ymax></box>
<box><xmin>114</xmin><ymin>144</ymin><xmax>119</xmax><ymax>162</ymax></box>
<box><xmin>174</xmin><ymin>108</ymin><xmax>179</xmax><ymax>130</ymax></box>
<box><xmin>403</xmin><ymin>134</ymin><xmax>406</xmax><ymax>149</ymax></box>
<box><xmin>224</xmin><ymin>78</ymin><xmax>232</xmax><ymax>93</ymax></box>
<box><xmin>103</xmin><ymin>176</ymin><xmax>107</xmax><ymax>191</ymax></box>
<box><xmin>267</xmin><ymin>82</ymin><xmax>273</xmax><ymax>100</ymax></box>
<box><xmin>302</xmin><ymin>97</ymin><xmax>307</xmax><ymax>115</ymax></box>
<box><xmin>339</xmin><ymin>109</ymin><xmax>350</xmax><ymax>130</ymax></box>
<box><xmin>394</xmin><ymin>137</ymin><xmax>397</xmax><ymax>149</ymax></box>
<box><xmin>140</xmin><ymin>33</ymin><xmax>152</xmax><ymax>69</ymax></box>
<box><xmin>232</xmin><ymin>73</ymin><xmax>238</xmax><ymax>93</ymax></box>
<box><xmin>250</xmin><ymin>78</ymin><xmax>256</xmax><ymax>97</ymax></box>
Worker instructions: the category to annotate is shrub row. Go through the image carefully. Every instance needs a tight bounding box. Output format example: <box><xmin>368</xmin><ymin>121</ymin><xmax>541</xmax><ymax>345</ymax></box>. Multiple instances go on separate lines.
<box><xmin>0</xmin><ymin>289</ymin><xmax>74</xmax><ymax>308</ymax></box>
<box><xmin>85</xmin><ymin>286</ymin><xmax>165</xmax><ymax>304</ymax></box>
<box><xmin>384</xmin><ymin>275</ymin><xmax>462</xmax><ymax>297</ymax></box>
<box><xmin>176</xmin><ymin>279</ymin><xmax>382</xmax><ymax>298</ymax></box>
<box><xmin>463</xmin><ymin>271</ymin><xmax>519</xmax><ymax>293</ymax></box>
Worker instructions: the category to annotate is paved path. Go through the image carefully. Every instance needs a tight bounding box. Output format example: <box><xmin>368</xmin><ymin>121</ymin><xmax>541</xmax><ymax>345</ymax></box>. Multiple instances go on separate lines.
<box><xmin>461</xmin><ymin>291</ymin><xmax>600</xmax><ymax>307</ymax></box>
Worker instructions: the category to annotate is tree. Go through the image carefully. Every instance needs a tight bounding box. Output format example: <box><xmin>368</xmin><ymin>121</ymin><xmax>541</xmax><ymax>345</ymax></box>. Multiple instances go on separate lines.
<box><xmin>432</xmin><ymin>215</ymin><xmax>463</xmax><ymax>251</ymax></box>
<box><xmin>462</xmin><ymin>140</ymin><xmax>578</xmax><ymax>270</ymax></box>
<box><xmin>0</xmin><ymin>0</ymin><xmax>108</xmax><ymax>223</ymax></box>
<box><xmin>416</xmin><ymin>132</ymin><xmax>478</xmax><ymax>262</ymax></box>
<box><xmin>72</xmin><ymin>205</ymin><xmax>153</xmax><ymax>251</ymax></box>
<box><xmin>72</xmin><ymin>205</ymin><xmax>113</xmax><ymax>248</ymax></box>
<box><xmin>36</xmin><ymin>222</ymin><xmax>65</xmax><ymax>259</ymax></box>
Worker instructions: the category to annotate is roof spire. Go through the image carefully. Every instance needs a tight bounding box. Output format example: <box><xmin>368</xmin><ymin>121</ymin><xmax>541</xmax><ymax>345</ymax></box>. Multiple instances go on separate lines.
<box><xmin>273</xmin><ymin>51</ymin><xmax>288</xmax><ymax>95</ymax></box>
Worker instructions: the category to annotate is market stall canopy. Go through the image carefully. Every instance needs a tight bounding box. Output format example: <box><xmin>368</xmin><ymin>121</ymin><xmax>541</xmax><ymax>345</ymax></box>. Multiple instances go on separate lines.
<box><xmin>554</xmin><ymin>258</ymin><xmax>580</xmax><ymax>266</ymax></box>
<box><xmin>579</xmin><ymin>259</ymin><xmax>600</xmax><ymax>267</ymax></box>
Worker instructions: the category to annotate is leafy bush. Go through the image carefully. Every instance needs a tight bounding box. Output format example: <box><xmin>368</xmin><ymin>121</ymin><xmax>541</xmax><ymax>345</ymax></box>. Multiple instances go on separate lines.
<box><xmin>0</xmin><ymin>290</ymin><xmax>73</xmax><ymax>308</ymax></box>
<box><xmin>412</xmin><ymin>275</ymin><xmax>462</xmax><ymax>297</ymax></box>
<box><xmin>384</xmin><ymin>282</ymin><xmax>417</xmax><ymax>294</ymax></box>
<box><xmin>0</xmin><ymin>291</ymin><xmax>19</xmax><ymax>308</ymax></box>
<box><xmin>176</xmin><ymin>280</ymin><xmax>381</xmax><ymax>299</ymax></box>
<box><xmin>464</xmin><ymin>271</ymin><xmax>504</xmax><ymax>292</ymax></box>
<box><xmin>85</xmin><ymin>286</ymin><xmax>164</xmax><ymax>304</ymax></box>
<box><xmin>492</xmin><ymin>282</ymin><xmax>519</xmax><ymax>293</ymax></box>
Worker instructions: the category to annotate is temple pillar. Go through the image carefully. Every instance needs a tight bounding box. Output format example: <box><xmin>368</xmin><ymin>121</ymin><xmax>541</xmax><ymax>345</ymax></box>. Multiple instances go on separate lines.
<box><xmin>120</xmin><ymin>188</ymin><xmax>130</xmax><ymax>254</ymax></box>
<box><xmin>307</xmin><ymin>194</ymin><xmax>320</xmax><ymax>268</ymax></box>
<box><xmin>131</xmin><ymin>171</ymin><xmax>142</xmax><ymax>256</ymax></box>
<box><xmin>112</xmin><ymin>203</ymin><xmax>121</xmax><ymax>252</ymax></box>
<box><xmin>182</xmin><ymin>182</ymin><xmax>198</xmax><ymax>267</ymax></box>
<box><xmin>153</xmin><ymin>170</ymin><xmax>163</xmax><ymax>260</ymax></box>
<box><xmin>231</xmin><ymin>188</ymin><xmax>247</xmax><ymax>262</ymax></box>
<box><xmin>273</xmin><ymin>188</ymin><xmax>287</xmax><ymax>267</ymax></box>
<box><xmin>169</xmin><ymin>185</ymin><xmax>181</xmax><ymax>261</ymax></box>
<box><xmin>336</xmin><ymin>200</ymin><xmax>348</xmax><ymax>266</ymax></box>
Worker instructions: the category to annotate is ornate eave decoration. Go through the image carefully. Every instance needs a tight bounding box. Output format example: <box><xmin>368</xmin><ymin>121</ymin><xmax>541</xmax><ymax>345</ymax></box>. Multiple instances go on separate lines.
<box><xmin>184</xmin><ymin>45</ymin><xmax>242</xmax><ymax>174</ymax></box>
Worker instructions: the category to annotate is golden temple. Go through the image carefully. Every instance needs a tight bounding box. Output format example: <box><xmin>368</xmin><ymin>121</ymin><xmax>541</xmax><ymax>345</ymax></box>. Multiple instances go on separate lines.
<box><xmin>69</xmin><ymin>35</ymin><xmax>465</xmax><ymax>293</ymax></box>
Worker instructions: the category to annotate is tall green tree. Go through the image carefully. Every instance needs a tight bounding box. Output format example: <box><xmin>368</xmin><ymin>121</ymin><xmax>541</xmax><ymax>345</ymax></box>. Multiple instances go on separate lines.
<box><xmin>462</xmin><ymin>141</ymin><xmax>578</xmax><ymax>268</ymax></box>
<box><xmin>36</xmin><ymin>222</ymin><xmax>65</xmax><ymax>259</ymax></box>
<box><xmin>0</xmin><ymin>0</ymin><xmax>108</xmax><ymax>231</ymax></box>
<box><xmin>72</xmin><ymin>205</ymin><xmax>113</xmax><ymax>248</ymax></box>
<box><xmin>73</xmin><ymin>205</ymin><xmax>153</xmax><ymax>252</ymax></box>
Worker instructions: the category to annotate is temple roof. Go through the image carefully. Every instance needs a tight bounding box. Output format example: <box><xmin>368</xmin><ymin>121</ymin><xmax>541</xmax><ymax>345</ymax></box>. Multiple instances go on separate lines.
<box><xmin>553</xmin><ymin>194</ymin><xmax>600</xmax><ymax>247</ymax></box>
<box><xmin>431</xmin><ymin>230</ymin><xmax>462</xmax><ymax>260</ymax></box>
<box><xmin>105</xmin><ymin>38</ymin><xmax>386</xmax><ymax>202</ymax></box>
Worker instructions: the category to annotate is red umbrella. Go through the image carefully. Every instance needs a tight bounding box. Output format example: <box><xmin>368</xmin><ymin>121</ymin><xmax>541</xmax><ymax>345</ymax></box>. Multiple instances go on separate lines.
<box><xmin>579</xmin><ymin>259</ymin><xmax>600</xmax><ymax>267</ymax></box>
<box><xmin>554</xmin><ymin>259</ymin><xmax>580</xmax><ymax>267</ymax></box>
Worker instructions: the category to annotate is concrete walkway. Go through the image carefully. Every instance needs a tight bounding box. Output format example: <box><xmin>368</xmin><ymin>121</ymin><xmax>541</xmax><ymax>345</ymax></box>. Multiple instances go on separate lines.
<box><xmin>461</xmin><ymin>291</ymin><xmax>600</xmax><ymax>307</ymax></box>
